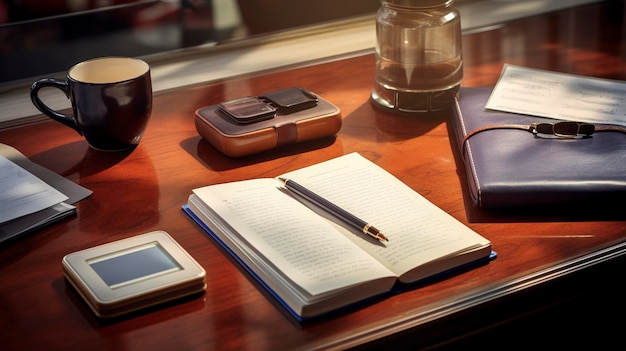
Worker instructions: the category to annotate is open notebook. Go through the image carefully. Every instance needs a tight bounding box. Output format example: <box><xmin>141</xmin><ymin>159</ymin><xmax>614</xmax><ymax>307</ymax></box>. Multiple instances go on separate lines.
<box><xmin>184</xmin><ymin>153</ymin><xmax>494</xmax><ymax>321</ymax></box>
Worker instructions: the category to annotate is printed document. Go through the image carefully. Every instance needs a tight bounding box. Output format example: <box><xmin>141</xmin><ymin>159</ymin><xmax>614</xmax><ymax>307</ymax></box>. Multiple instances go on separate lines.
<box><xmin>0</xmin><ymin>155</ymin><xmax>68</xmax><ymax>223</ymax></box>
<box><xmin>486</xmin><ymin>64</ymin><xmax>626</xmax><ymax>127</ymax></box>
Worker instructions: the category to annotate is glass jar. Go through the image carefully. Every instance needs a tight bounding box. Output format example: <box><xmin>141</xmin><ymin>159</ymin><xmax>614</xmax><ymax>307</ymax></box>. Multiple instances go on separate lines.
<box><xmin>371</xmin><ymin>0</ymin><xmax>463</xmax><ymax>114</ymax></box>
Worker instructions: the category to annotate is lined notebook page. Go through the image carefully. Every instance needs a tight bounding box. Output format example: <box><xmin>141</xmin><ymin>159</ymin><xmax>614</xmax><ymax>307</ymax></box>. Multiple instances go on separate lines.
<box><xmin>281</xmin><ymin>153</ymin><xmax>489</xmax><ymax>280</ymax></box>
<box><xmin>192</xmin><ymin>179</ymin><xmax>394</xmax><ymax>297</ymax></box>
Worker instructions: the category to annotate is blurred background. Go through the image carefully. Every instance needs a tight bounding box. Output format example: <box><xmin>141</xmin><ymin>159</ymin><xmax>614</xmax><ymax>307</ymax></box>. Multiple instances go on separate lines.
<box><xmin>0</xmin><ymin>0</ymin><xmax>385</xmax><ymax>84</ymax></box>
<box><xmin>0</xmin><ymin>0</ymin><xmax>605</xmax><ymax>125</ymax></box>
<box><xmin>2</xmin><ymin>0</ymin><xmax>599</xmax><ymax>85</ymax></box>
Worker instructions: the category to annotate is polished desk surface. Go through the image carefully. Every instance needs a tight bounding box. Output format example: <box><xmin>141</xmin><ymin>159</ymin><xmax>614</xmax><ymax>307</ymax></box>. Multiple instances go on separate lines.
<box><xmin>1</xmin><ymin>2</ymin><xmax>625</xmax><ymax>350</ymax></box>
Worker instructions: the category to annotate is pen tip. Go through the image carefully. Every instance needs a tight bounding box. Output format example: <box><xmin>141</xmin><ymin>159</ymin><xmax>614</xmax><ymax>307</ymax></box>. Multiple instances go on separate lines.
<box><xmin>378</xmin><ymin>233</ymin><xmax>389</xmax><ymax>242</ymax></box>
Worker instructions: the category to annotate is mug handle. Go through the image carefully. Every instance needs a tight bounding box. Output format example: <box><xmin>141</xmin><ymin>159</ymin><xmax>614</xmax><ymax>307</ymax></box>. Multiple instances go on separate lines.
<box><xmin>30</xmin><ymin>78</ymin><xmax>82</xmax><ymax>135</ymax></box>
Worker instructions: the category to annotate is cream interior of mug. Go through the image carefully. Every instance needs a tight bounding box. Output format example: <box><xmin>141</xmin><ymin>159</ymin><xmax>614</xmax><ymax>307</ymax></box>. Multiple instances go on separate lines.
<box><xmin>69</xmin><ymin>57</ymin><xmax>149</xmax><ymax>84</ymax></box>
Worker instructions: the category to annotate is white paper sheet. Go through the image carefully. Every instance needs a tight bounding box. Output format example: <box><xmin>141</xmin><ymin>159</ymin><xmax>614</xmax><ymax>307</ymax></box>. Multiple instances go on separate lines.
<box><xmin>0</xmin><ymin>155</ymin><xmax>68</xmax><ymax>223</ymax></box>
<box><xmin>485</xmin><ymin>64</ymin><xmax>626</xmax><ymax>127</ymax></box>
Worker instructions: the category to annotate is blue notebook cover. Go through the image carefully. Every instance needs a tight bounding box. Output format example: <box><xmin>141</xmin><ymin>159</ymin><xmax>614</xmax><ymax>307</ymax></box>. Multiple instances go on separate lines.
<box><xmin>183</xmin><ymin>204</ymin><xmax>496</xmax><ymax>322</ymax></box>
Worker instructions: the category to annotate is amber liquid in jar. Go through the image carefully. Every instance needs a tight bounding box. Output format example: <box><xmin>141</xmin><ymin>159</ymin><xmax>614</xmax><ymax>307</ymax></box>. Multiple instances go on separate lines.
<box><xmin>371</xmin><ymin>1</ymin><xmax>463</xmax><ymax>113</ymax></box>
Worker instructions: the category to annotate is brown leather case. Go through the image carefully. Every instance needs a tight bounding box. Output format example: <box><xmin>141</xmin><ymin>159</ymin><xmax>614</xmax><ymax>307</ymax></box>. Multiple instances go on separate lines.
<box><xmin>195</xmin><ymin>87</ymin><xmax>342</xmax><ymax>157</ymax></box>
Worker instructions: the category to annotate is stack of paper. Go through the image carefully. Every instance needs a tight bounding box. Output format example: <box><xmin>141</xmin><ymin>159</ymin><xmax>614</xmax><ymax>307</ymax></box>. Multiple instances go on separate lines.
<box><xmin>0</xmin><ymin>144</ymin><xmax>92</xmax><ymax>244</ymax></box>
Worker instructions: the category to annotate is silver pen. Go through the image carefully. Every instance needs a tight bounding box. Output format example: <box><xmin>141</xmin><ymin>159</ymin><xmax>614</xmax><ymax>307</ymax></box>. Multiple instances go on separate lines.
<box><xmin>279</xmin><ymin>177</ymin><xmax>389</xmax><ymax>242</ymax></box>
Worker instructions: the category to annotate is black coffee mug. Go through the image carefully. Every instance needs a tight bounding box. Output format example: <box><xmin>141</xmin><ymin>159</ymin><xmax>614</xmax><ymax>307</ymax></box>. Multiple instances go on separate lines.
<box><xmin>30</xmin><ymin>57</ymin><xmax>152</xmax><ymax>151</ymax></box>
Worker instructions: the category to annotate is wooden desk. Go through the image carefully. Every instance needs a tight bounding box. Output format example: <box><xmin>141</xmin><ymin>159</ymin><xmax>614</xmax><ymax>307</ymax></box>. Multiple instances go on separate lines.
<box><xmin>1</xmin><ymin>2</ymin><xmax>625</xmax><ymax>350</ymax></box>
